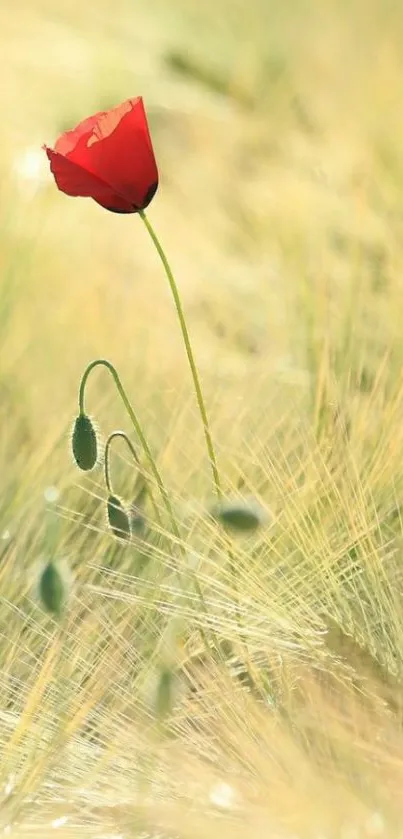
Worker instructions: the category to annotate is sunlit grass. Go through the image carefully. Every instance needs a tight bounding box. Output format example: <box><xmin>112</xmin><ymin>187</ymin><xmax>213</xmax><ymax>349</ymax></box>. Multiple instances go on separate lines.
<box><xmin>2</xmin><ymin>0</ymin><xmax>403</xmax><ymax>836</ymax></box>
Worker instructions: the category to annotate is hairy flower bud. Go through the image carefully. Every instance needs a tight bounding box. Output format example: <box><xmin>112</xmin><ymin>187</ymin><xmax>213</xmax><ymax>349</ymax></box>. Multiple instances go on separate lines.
<box><xmin>212</xmin><ymin>498</ymin><xmax>268</xmax><ymax>533</ymax></box>
<box><xmin>107</xmin><ymin>494</ymin><xmax>131</xmax><ymax>540</ymax></box>
<box><xmin>71</xmin><ymin>413</ymin><xmax>98</xmax><ymax>471</ymax></box>
<box><xmin>39</xmin><ymin>561</ymin><xmax>68</xmax><ymax>616</ymax></box>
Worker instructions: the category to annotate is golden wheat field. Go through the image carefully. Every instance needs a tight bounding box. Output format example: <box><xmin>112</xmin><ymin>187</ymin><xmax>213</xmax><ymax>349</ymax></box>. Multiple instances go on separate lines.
<box><xmin>3</xmin><ymin>0</ymin><xmax>403</xmax><ymax>836</ymax></box>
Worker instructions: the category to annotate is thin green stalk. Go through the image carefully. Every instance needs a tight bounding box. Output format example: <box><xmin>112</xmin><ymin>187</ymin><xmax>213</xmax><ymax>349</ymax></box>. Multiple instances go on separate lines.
<box><xmin>139</xmin><ymin>210</ymin><xmax>221</xmax><ymax>498</ymax></box>
<box><xmin>138</xmin><ymin>217</ymin><xmax>260</xmax><ymax>694</ymax></box>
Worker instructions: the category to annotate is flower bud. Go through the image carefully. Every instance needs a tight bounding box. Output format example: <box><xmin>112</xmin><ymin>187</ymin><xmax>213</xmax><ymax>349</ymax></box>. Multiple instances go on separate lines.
<box><xmin>107</xmin><ymin>494</ymin><xmax>131</xmax><ymax>540</ymax></box>
<box><xmin>212</xmin><ymin>498</ymin><xmax>268</xmax><ymax>533</ymax></box>
<box><xmin>154</xmin><ymin>664</ymin><xmax>177</xmax><ymax>722</ymax></box>
<box><xmin>39</xmin><ymin>561</ymin><xmax>67</xmax><ymax>616</ymax></box>
<box><xmin>71</xmin><ymin>413</ymin><xmax>98</xmax><ymax>471</ymax></box>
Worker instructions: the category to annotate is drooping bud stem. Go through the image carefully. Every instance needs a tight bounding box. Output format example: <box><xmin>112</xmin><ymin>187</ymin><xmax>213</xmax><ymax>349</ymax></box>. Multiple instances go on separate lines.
<box><xmin>103</xmin><ymin>430</ymin><xmax>161</xmax><ymax>526</ymax></box>
<box><xmin>78</xmin><ymin>359</ymin><xmax>172</xmax><ymax>527</ymax></box>
<box><xmin>103</xmin><ymin>430</ymin><xmax>140</xmax><ymax>494</ymax></box>
<box><xmin>77</xmin><ymin>359</ymin><xmax>215</xmax><ymax>655</ymax></box>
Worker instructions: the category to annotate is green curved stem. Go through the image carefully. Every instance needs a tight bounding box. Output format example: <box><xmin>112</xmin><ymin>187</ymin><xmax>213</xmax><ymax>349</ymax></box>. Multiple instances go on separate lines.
<box><xmin>79</xmin><ymin>358</ymin><xmax>177</xmax><ymax>530</ymax></box>
<box><xmin>104</xmin><ymin>430</ymin><xmax>140</xmax><ymax>493</ymax></box>
<box><xmin>139</xmin><ymin>210</ymin><xmax>222</xmax><ymax>499</ymax></box>
<box><xmin>79</xmin><ymin>358</ymin><xmax>215</xmax><ymax>650</ymax></box>
<box><xmin>104</xmin><ymin>429</ymin><xmax>161</xmax><ymax>523</ymax></box>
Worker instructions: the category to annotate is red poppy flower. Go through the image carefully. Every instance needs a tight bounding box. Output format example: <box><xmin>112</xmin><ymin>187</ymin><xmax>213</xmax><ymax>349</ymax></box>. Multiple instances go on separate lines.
<box><xmin>44</xmin><ymin>97</ymin><xmax>158</xmax><ymax>213</ymax></box>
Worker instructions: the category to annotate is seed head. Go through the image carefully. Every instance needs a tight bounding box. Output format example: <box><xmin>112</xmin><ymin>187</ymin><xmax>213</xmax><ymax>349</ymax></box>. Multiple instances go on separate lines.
<box><xmin>71</xmin><ymin>413</ymin><xmax>98</xmax><ymax>471</ymax></box>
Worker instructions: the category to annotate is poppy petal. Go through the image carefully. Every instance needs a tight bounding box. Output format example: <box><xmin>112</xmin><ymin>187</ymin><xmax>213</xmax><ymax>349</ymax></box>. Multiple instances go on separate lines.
<box><xmin>54</xmin><ymin>111</ymin><xmax>106</xmax><ymax>157</ymax></box>
<box><xmin>69</xmin><ymin>98</ymin><xmax>158</xmax><ymax>210</ymax></box>
<box><xmin>45</xmin><ymin>147</ymin><xmax>134</xmax><ymax>212</ymax></box>
<box><xmin>90</xmin><ymin>99</ymin><xmax>135</xmax><ymax>144</ymax></box>
<box><xmin>44</xmin><ymin>97</ymin><xmax>158</xmax><ymax>213</ymax></box>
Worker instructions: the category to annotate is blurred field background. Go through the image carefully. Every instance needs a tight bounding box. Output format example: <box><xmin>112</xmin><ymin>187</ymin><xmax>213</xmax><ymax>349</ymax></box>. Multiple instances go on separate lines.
<box><xmin>2</xmin><ymin>0</ymin><xmax>403</xmax><ymax>835</ymax></box>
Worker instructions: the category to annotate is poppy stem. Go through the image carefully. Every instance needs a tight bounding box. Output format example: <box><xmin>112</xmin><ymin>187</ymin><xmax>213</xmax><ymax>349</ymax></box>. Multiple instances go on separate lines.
<box><xmin>138</xmin><ymin>216</ymin><xmax>263</xmax><ymax>700</ymax></box>
<box><xmin>139</xmin><ymin>210</ymin><xmax>222</xmax><ymax>500</ymax></box>
<box><xmin>103</xmin><ymin>429</ymin><xmax>161</xmax><ymax>524</ymax></box>
<box><xmin>104</xmin><ymin>430</ymin><xmax>140</xmax><ymax>494</ymax></box>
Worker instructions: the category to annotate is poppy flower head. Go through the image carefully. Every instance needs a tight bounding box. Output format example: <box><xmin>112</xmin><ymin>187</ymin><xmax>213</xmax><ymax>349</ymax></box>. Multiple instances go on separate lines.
<box><xmin>44</xmin><ymin>97</ymin><xmax>158</xmax><ymax>214</ymax></box>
